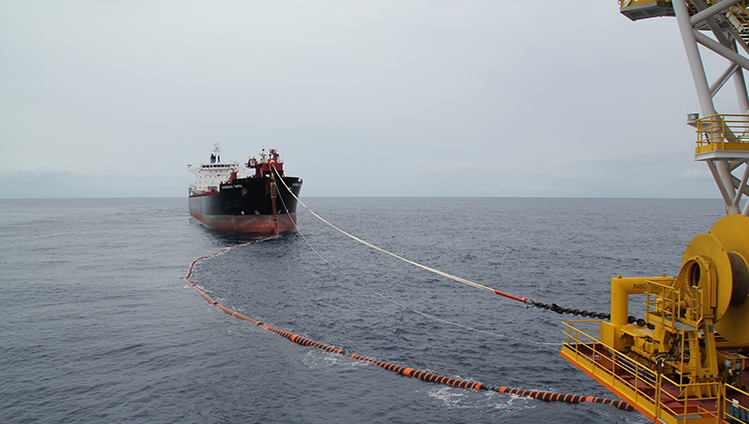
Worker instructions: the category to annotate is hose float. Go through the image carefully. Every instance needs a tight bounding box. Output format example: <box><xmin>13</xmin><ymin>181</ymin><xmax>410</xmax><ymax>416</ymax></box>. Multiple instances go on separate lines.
<box><xmin>495</xmin><ymin>387</ymin><xmax>633</xmax><ymax>411</ymax></box>
<box><xmin>182</xmin><ymin>239</ymin><xmax>634</xmax><ymax>413</ymax></box>
<box><xmin>262</xmin><ymin>324</ymin><xmax>345</xmax><ymax>354</ymax></box>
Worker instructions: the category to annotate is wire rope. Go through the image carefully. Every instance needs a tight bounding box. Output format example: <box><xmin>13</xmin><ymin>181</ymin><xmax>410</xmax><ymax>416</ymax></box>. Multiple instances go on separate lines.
<box><xmin>272</xmin><ymin>168</ymin><xmax>528</xmax><ymax>303</ymax></box>
<box><xmin>272</xmin><ymin>170</ymin><xmax>561</xmax><ymax>346</ymax></box>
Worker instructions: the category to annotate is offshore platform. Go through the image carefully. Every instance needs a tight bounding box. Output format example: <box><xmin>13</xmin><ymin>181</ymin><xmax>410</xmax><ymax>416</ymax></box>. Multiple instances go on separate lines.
<box><xmin>561</xmin><ymin>1</ymin><xmax>749</xmax><ymax>423</ymax></box>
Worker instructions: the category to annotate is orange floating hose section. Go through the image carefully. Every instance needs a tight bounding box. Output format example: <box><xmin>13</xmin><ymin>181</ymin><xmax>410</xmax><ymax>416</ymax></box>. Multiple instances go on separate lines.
<box><xmin>182</xmin><ymin>237</ymin><xmax>273</xmax><ymax>326</ymax></box>
<box><xmin>183</xmin><ymin>239</ymin><xmax>633</xmax><ymax>412</ymax></box>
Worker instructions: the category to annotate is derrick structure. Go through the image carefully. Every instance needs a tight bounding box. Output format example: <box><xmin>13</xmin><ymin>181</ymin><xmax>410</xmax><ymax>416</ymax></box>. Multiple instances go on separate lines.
<box><xmin>622</xmin><ymin>0</ymin><xmax>749</xmax><ymax>214</ymax></box>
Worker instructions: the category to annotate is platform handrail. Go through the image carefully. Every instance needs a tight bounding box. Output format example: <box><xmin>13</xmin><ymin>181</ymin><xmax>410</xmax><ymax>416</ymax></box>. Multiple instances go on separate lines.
<box><xmin>563</xmin><ymin>321</ymin><xmax>723</xmax><ymax>423</ymax></box>
<box><xmin>695</xmin><ymin>114</ymin><xmax>749</xmax><ymax>152</ymax></box>
<box><xmin>645</xmin><ymin>277</ymin><xmax>705</xmax><ymax>329</ymax></box>
<box><xmin>725</xmin><ymin>385</ymin><xmax>749</xmax><ymax>423</ymax></box>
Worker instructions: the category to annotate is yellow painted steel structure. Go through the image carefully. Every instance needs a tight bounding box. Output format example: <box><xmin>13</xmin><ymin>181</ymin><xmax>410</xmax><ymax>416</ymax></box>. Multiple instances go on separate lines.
<box><xmin>562</xmin><ymin>215</ymin><xmax>749</xmax><ymax>423</ymax></box>
<box><xmin>560</xmin><ymin>1</ymin><xmax>749</xmax><ymax>422</ymax></box>
<box><xmin>561</xmin><ymin>323</ymin><xmax>723</xmax><ymax>423</ymax></box>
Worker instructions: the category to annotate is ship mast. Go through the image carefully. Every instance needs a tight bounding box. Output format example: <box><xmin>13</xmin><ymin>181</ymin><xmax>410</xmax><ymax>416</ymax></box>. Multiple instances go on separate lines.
<box><xmin>212</xmin><ymin>142</ymin><xmax>221</xmax><ymax>164</ymax></box>
<box><xmin>623</xmin><ymin>0</ymin><xmax>749</xmax><ymax>214</ymax></box>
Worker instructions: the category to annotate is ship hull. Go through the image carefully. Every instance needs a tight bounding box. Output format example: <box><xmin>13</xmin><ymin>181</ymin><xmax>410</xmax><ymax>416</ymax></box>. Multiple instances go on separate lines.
<box><xmin>188</xmin><ymin>176</ymin><xmax>302</xmax><ymax>234</ymax></box>
<box><xmin>190</xmin><ymin>211</ymin><xmax>298</xmax><ymax>233</ymax></box>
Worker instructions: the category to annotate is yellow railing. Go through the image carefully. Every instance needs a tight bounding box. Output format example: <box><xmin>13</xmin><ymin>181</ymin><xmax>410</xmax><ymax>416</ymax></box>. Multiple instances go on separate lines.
<box><xmin>645</xmin><ymin>278</ymin><xmax>704</xmax><ymax>329</ymax></box>
<box><xmin>725</xmin><ymin>386</ymin><xmax>749</xmax><ymax>423</ymax></box>
<box><xmin>657</xmin><ymin>374</ymin><xmax>722</xmax><ymax>423</ymax></box>
<box><xmin>695</xmin><ymin>114</ymin><xmax>749</xmax><ymax>153</ymax></box>
<box><xmin>563</xmin><ymin>321</ymin><xmax>661</xmax><ymax>412</ymax></box>
<box><xmin>563</xmin><ymin>321</ymin><xmax>723</xmax><ymax>423</ymax></box>
<box><xmin>618</xmin><ymin>0</ymin><xmax>749</xmax><ymax>34</ymax></box>
<box><xmin>725</xmin><ymin>1</ymin><xmax>749</xmax><ymax>42</ymax></box>
<box><xmin>618</xmin><ymin>0</ymin><xmax>669</xmax><ymax>6</ymax></box>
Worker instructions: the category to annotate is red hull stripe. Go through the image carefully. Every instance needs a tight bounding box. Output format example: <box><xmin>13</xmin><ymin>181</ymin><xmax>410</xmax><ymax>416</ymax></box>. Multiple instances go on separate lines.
<box><xmin>191</xmin><ymin>212</ymin><xmax>297</xmax><ymax>234</ymax></box>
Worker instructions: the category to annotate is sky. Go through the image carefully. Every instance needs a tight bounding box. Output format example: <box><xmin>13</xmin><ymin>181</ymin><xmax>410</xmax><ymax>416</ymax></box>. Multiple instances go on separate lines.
<box><xmin>0</xmin><ymin>0</ymin><xmax>737</xmax><ymax>199</ymax></box>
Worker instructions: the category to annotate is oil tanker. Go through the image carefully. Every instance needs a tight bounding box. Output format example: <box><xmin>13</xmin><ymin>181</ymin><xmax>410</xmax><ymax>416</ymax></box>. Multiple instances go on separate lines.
<box><xmin>188</xmin><ymin>144</ymin><xmax>302</xmax><ymax>234</ymax></box>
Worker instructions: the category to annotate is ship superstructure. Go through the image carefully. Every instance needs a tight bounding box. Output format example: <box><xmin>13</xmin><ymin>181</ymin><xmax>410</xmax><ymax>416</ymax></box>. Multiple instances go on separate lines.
<box><xmin>188</xmin><ymin>144</ymin><xmax>242</xmax><ymax>194</ymax></box>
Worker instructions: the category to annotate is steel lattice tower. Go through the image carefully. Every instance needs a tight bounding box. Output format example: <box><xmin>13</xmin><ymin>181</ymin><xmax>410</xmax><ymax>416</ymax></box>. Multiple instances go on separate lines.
<box><xmin>622</xmin><ymin>0</ymin><xmax>749</xmax><ymax>214</ymax></box>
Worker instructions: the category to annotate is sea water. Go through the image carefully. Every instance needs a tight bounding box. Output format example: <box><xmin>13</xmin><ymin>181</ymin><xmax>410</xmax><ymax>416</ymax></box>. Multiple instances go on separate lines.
<box><xmin>0</xmin><ymin>197</ymin><xmax>726</xmax><ymax>423</ymax></box>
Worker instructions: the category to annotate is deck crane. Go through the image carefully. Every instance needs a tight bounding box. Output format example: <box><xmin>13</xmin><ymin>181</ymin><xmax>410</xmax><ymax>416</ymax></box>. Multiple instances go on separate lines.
<box><xmin>561</xmin><ymin>1</ymin><xmax>749</xmax><ymax>423</ymax></box>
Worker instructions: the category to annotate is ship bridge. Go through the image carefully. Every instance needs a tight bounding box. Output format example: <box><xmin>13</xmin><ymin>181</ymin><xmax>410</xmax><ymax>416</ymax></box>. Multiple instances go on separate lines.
<box><xmin>187</xmin><ymin>142</ymin><xmax>244</xmax><ymax>193</ymax></box>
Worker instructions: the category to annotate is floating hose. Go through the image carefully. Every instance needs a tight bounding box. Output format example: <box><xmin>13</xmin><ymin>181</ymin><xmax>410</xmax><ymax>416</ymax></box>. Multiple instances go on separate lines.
<box><xmin>182</xmin><ymin>237</ymin><xmax>272</xmax><ymax>325</ymax></box>
<box><xmin>496</xmin><ymin>387</ymin><xmax>632</xmax><ymax>410</ymax></box>
<box><xmin>263</xmin><ymin>324</ymin><xmax>345</xmax><ymax>355</ymax></box>
<box><xmin>183</xmin><ymin>240</ymin><xmax>633</xmax><ymax>413</ymax></box>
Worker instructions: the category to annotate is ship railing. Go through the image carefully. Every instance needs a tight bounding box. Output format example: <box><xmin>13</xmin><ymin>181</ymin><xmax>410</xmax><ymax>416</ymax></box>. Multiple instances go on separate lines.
<box><xmin>563</xmin><ymin>321</ymin><xmax>722</xmax><ymax>423</ymax></box>
<box><xmin>695</xmin><ymin>114</ymin><xmax>749</xmax><ymax>154</ymax></box>
<box><xmin>725</xmin><ymin>385</ymin><xmax>749</xmax><ymax>424</ymax></box>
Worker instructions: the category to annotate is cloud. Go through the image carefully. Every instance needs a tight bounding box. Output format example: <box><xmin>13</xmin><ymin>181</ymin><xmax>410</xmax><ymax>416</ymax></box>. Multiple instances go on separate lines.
<box><xmin>0</xmin><ymin>1</ymin><xmax>732</xmax><ymax>199</ymax></box>
<box><xmin>0</xmin><ymin>170</ymin><xmax>185</xmax><ymax>199</ymax></box>
<box><xmin>679</xmin><ymin>167</ymin><xmax>714</xmax><ymax>183</ymax></box>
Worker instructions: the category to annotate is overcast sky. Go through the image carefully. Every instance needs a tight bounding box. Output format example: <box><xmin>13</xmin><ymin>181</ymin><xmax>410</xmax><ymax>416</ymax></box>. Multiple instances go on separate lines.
<box><xmin>0</xmin><ymin>1</ymin><xmax>735</xmax><ymax>199</ymax></box>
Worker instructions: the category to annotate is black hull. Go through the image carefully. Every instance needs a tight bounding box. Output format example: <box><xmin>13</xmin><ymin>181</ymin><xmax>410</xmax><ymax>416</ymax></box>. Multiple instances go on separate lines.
<box><xmin>189</xmin><ymin>176</ymin><xmax>302</xmax><ymax>233</ymax></box>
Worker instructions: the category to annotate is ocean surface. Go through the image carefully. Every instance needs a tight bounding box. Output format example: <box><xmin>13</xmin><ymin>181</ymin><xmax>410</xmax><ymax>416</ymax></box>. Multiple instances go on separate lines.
<box><xmin>0</xmin><ymin>197</ymin><xmax>727</xmax><ymax>423</ymax></box>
